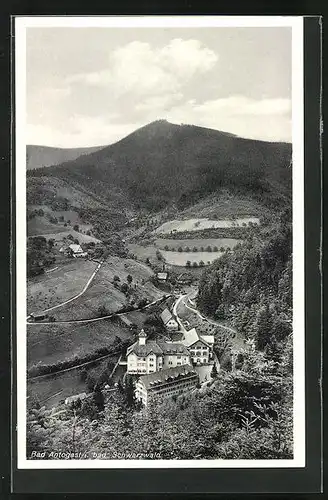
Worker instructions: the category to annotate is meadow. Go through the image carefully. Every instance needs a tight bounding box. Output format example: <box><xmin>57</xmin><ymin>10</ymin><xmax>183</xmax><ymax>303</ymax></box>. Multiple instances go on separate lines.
<box><xmin>27</xmin><ymin>318</ymin><xmax>132</xmax><ymax>368</ymax></box>
<box><xmin>27</xmin><ymin>259</ymin><xmax>98</xmax><ymax>314</ymax></box>
<box><xmin>47</xmin><ymin>256</ymin><xmax>162</xmax><ymax>321</ymax></box>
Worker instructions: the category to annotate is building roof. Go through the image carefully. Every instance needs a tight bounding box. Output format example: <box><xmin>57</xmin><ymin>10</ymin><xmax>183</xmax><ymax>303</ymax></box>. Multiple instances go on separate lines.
<box><xmin>200</xmin><ymin>334</ymin><xmax>215</xmax><ymax>345</ymax></box>
<box><xmin>69</xmin><ymin>244</ymin><xmax>83</xmax><ymax>253</ymax></box>
<box><xmin>157</xmin><ymin>341</ymin><xmax>189</xmax><ymax>356</ymax></box>
<box><xmin>127</xmin><ymin>339</ymin><xmax>189</xmax><ymax>357</ymax></box>
<box><xmin>182</xmin><ymin>328</ymin><xmax>210</xmax><ymax>348</ymax></box>
<box><xmin>127</xmin><ymin>340</ymin><xmax>163</xmax><ymax>357</ymax></box>
<box><xmin>160</xmin><ymin>308</ymin><xmax>173</xmax><ymax>324</ymax></box>
<box><xmin>138</xmin><ymin>364</ymin><xmax>197</xmax><ymax>390</ymax></box>
<box><xmin>157</xmin><ymin>272</ymin><xmax>168</xmax><ymax>280</ymax></box>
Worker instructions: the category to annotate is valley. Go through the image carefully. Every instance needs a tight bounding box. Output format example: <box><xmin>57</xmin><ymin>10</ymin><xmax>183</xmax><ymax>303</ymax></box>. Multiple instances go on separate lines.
<box><xmin>25</xmin><ymin>119</ymin><xmax>292</xmax><ymax>418</ymax></box>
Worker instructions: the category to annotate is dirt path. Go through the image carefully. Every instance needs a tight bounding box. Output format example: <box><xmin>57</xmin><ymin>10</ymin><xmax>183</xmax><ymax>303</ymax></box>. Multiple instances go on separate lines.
<box><xmin>27</xmin><ymin>259</ymin><xmax>103</xmax><ymax>320</ymax></box>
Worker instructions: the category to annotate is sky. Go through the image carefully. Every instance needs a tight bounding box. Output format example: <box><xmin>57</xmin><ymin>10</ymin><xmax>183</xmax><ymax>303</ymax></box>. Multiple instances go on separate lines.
<box><xmin>26</xmin><ymin>27</ymin><xmax>292</xmax><ymax>147</ymax></box>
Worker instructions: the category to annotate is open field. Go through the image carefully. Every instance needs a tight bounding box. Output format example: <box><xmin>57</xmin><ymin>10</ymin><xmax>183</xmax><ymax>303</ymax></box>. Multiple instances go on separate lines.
<box><xmin>28</xmin><ymin>227</ymin><xmax>100</xmax><ymax>244</ymax></box>
<box><xmin>128</xmin><ymin>243</ymin><xmax>159</xmax><ymax>263</ymax></box>
<box><xmin>27</xmin><ymin>319</ymin><xmax>133</xmax><ymax>368</ymax></box>
<box><xmin>48</xmin><ymin>257</ymin><xmax>162</xmax><ymax>321</ymax></box>
<box><xmin>161</xmin><ymin>250</ymin><xmax>223</xmax><ymax>266</ymax></box>
<box><xmin>155</xmin><ymin>237</ymin><xmax>241</xmax><ymax>251</ymax></box>
<box><xmin>27</xmin><ymin>259</ymin><xmax>98</xmax><ymax>314</ymax></box>
<box><xmin>153</xmin><ymin>217</ymin><xmax>260</xmax><ymax>235</ymax></box>
<box><xmin>180</xmin><ymin>192</ymin><xmax>265</xmax><ymax>219</ymax></box>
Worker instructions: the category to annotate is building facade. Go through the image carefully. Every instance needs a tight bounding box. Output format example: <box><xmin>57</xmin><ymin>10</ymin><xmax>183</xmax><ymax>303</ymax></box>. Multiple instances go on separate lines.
<box><xmin>135</xmin><ymin>365</ymin><xmax>199</xmax><ymax>406</ymax></box>
<box><xmin>181</xmin><ymin>328</ymin><xmax>214</xmax><ymax>365</ymax></box>
<box><xmin>126</xmin><ymin>329</ymin><xmax>190</xmax><ymax>375</ymax></box>
<box><xmin>160</xmin><ymin>308</ymin><xmax>179</xmax><ymax>332</ymax></box>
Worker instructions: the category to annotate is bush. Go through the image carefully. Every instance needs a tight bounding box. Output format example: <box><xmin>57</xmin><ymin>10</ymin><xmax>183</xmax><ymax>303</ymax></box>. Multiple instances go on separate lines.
<box><xmin>192</xmin><ymin>246</ymin><xmax>198</xmax><ymax>252</ymax></box>
<box><xmin>178</xmin><ymin>247</ymin><xmax>183</xmax><ymax>253</ymax></box>
<box><xmin>73</xmin><ymin>224</ymin><xmax>79</xmax><ymax>232</ymax></box>
<box><xmin>192</xmin><ymin>262</ymin><xmax>198</xmax><ymax>268</ymax></box>
<box><xmin>213</xmin><ymin>246</ymin><xmax>218</xmax><ymax>252</ymax></box>
<box><xmin>206</xmin><ymin>245</ymin><xmax>212</xmax><ymax>252</ymax></box>
<box><xmin>199</xmin><ymin>260</ymin><xmax>205</xmax><ymax>267</ymax></box>
<box><xmin>186</xmin><ymin>261</ymin><xmax>191</xmax><ymax>268</ymax></box>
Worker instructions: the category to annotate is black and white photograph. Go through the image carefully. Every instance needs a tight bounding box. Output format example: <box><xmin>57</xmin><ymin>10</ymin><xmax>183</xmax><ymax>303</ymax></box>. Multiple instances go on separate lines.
<box><xmin>15</xmin><ymin>16</ymin><xmax>305</xmax><ymax>468</ymax></box>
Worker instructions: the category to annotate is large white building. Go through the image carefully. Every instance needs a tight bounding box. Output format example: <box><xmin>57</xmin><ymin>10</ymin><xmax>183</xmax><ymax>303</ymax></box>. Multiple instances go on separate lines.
<box><xmin>135</xmin><ymin>365</ymin><xmax>199</xmax><ymax>406</ymax></box>
<box><xmin>126</xmin><ymin>329</ymin><xmax>191</xmax><ymax>375</ymax></box>
<box><xmin>180</xmin><ymin>328</ymin><xmax>214</xmax><ymax>365</ymax></box>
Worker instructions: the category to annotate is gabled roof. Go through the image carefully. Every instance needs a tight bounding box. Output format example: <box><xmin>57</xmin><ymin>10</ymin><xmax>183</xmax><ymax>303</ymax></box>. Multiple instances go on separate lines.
<box><xmin>127</xmin><ymin>339</ymin><xmax>189</xmax><ymax>357</ymax></box>
<box><xmin>182</xmin><ymin>328</ymin><xmax>210</xmax><ymax>348</ymax></box>
<box><xmin>160</xmin><ymin>308</ymin><xmax>173</xmax><ymax>324</ymax></box>
<box><xmin>138</xmin><ymin>364</ymin><xmax>197</xmax><ymax>390</ymax></box>
<box><xmin>127</xmin><ymin>340</ymin><xmax>163</xmax><ymax>357</ymax></box>
<box><xmin>69</xmin><ymin>244</ymin><xmax>83</xmax><ymax>253</ymax></box>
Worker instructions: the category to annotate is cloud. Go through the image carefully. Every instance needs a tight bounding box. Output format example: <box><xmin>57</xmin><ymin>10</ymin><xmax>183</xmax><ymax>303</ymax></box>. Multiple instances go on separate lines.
<box><xmin>67</xmin><ymin>39</ymin><xmax>218</xmax><ymax>100</ymax></box>
<box><xmin>166</xmin><ymin>96</ymin><xmax>291</xmax><ymax>142</ymax></box>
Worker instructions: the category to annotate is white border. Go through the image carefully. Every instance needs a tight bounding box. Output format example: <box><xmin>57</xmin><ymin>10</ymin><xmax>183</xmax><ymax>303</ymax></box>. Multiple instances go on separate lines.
<box><xmin>15</xmin><ymin>16</ymin><xmax>305</xmax><ymax>469</ymax></box>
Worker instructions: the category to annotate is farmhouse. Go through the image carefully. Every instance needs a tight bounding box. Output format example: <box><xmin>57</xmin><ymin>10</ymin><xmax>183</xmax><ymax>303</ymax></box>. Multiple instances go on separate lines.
<box><xmin>156</xmin><ymin>271</ymin><xmax>168</xmax><ymax>282</ymax></box>
<box><xmin>181</xmin><ymin>328</ymin><xmax>213</xmax><ymax>365</ymax></box>
<box><xmin>160</xmin><ymin>308</ymin><xmax>179</xmax><ymax>332</ymax></box>
<box><xmin>67</xmin><ymin>244</ymin><xmax>87</xmax><ymax>258</ymax></box>
<box><xmin>135</xmin><ymin>365</ymin><xmax>199</xmax><ymax>406</ymax></box>
<box><xmin>30</xmin><ymin>312</ymin><xmax>48</xmax><ymax>322</ymax></box>
<box><xmin>126</xmin><ymin>329</ymin><xmax>190</xmax><ymax>375</ymax></box>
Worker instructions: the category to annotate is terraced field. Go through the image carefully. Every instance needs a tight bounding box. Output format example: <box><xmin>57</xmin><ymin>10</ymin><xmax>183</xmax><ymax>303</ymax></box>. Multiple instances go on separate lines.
<box><xmin>153</xmin><ymin>217</ymin><xmax>260</xmax><ymax>235</ymax></box>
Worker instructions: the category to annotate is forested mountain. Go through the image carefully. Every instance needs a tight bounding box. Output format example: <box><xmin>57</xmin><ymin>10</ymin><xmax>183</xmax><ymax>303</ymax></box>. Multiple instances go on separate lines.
<box><xmin>198</xmin><ymin>209</ymin><xmax>292</xmax><ymax>360</ymax></box>
<box><xmin>28</xmin><ymin>120</ymin><xmax>292</xmax><ymax>212</ymax></box>
<box><xmin>27</xmin><ymin>145</ymin><xmax>105</xmax><ymax>170</ymax></box>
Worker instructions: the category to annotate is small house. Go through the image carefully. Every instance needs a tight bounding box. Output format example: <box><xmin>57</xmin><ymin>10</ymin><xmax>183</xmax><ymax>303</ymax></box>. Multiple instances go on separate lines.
<box><xmin>30</xmin><ymin>312</ymin><xmax>48</xmax><ymax>322</ymax></box>
<box><xmin>160</xmin><ymin>308</ymin><xmax>179</xmax><ymax>331</ymax></box>
<box><xmin>157</xmin><ymin>271</ymin><xmax>168</xmax><ymax>282</ymax></box>
<box><xmin>68</xmin><ymin>244</ymin><xmax>87</xmax><ymax>258</ymax></box>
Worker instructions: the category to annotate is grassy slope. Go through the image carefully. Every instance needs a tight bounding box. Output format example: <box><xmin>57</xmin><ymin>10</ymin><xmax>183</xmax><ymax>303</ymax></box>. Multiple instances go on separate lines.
<box><xmin>27</xmin><ymin>319</ymin><xmax>132</xmax><ymax>367</ymax></box>
<box><xmin>47</xmin><ymin>257</ymin><xmax>162</xmax><ymax>321</ymax></box>
<box><xmin>27</xmin><ymin>259</ymin><xmax>98</xmax><ymax>314</ymax></box>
